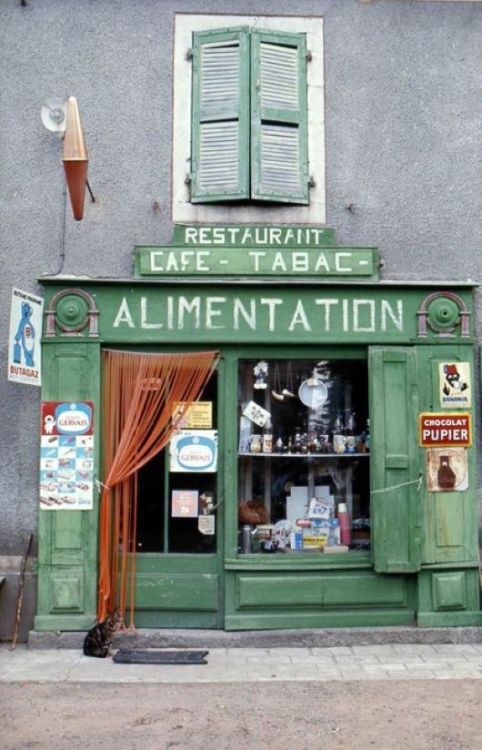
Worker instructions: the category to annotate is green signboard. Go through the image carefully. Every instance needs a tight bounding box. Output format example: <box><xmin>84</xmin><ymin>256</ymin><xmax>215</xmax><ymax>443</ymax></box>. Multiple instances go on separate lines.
<box><xmin>136</xmin><ymin>245</ymin><xmax>378</xmax><ymax>278</ymax></box>
<box><xmin>172</xmin><ymin>224</ymin><xmax>336</xmax><ymax>247</ymax></box>
<box><xmin>39</xmin><ymin>283</ymin><xmax>474</xmax><ymax>346</ymax></box>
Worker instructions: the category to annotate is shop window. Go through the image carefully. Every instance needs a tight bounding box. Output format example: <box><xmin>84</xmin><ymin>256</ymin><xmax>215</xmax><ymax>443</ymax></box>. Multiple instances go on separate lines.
<box><xmin>238</xmin><ymin>359</ymin><xmax>370</xmax><ymax>554</ymax></box>
<box><xmin>137</xmin><ymin>375</ymin><xmax>218</xmax><ymax>554</ymax></box>
<box><xmin>190</xmin><ymin>27</ymin><xmax>308</xmax><ymax>205</ymax></box>
<box><xmin>173</xmin><ymin>14</ymin><xmax>325</xmax><ymax>223</ymax></box>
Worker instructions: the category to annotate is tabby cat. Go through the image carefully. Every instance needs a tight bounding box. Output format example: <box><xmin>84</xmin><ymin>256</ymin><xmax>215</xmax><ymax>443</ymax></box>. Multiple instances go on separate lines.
<box><xmin>83</xmin><ymin>608</ymin><xmax>121</xmax><ymax>658</ymax></box>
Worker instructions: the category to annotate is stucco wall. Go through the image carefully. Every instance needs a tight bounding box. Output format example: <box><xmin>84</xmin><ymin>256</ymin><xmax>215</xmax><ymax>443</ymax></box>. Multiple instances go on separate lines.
<box><xmin>0</xmin><ymin>0</ymin><xmax>481</xmax><ymax>638</ymax></box>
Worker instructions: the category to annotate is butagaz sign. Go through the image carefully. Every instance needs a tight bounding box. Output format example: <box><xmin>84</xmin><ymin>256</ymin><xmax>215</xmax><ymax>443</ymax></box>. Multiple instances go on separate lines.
<box><xmin>419</xmin><ymin>413</ymin><xmax>472</xmax><ymax>448</ymax></box>
<box><xmin>136</xmin><ymin>224</ymin><xmax>378</xmax><ymax>279</ymax></box>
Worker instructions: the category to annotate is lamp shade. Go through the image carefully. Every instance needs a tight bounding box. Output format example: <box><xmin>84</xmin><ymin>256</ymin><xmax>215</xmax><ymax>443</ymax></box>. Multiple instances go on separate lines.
<box><xmin>63</xmin><ymin>97</ymin><xmax>88</xmax><ymax>221</ymax></box>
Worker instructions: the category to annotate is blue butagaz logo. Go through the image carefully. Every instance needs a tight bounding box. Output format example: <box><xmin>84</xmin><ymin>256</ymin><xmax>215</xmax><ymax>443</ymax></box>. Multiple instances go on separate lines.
<box><xmin>13</xmin><ymin>301</ymin><xmax>36</xmax><ymax>367</ymax></box>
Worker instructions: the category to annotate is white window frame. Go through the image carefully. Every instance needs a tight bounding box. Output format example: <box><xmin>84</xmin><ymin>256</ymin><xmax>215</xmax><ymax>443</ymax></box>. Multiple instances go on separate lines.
<box><xmin>172</xmin><ymin>14</ymin><xmax>326</xmax><ymax>224</ymax></box>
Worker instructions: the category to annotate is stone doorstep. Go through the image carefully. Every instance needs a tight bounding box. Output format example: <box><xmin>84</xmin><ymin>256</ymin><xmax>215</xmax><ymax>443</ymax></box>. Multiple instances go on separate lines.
<box><xmin>27</xmin><ymin>626</ymin><xmax>482</xmax><ymax>650</ymax></box>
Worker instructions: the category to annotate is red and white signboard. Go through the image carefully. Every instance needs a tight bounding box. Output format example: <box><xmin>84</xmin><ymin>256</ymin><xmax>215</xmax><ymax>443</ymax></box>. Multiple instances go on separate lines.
<box><xmin>419</xmin><ymin>413</ymin><xmax>472</xmax><ymax>448</ymax></box>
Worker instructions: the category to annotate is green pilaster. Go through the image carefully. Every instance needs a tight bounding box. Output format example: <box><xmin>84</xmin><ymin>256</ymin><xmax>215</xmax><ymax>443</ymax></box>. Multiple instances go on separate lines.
<box><xmin>35</xmin><ymin>340</ymin><xmax>101</xmax><ymax>630</ymax></box>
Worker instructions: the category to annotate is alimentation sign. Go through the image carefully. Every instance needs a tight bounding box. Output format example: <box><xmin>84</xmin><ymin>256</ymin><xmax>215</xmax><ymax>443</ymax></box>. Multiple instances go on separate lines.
<box><xmin>419</xmin><ymin>413</ymin><xmax>472</xmax><ymax>448</ymax></box>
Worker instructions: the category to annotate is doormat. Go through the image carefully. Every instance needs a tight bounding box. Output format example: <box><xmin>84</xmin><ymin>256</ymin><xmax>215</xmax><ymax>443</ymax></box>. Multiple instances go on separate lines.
<box><xmin>113</xmin><ymin>649</ymin><xmax>209</xmax><ymax>665</ymax></box>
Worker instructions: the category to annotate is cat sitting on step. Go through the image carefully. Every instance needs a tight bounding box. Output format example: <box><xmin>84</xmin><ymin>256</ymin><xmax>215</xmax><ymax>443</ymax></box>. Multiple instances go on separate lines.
<box><xmin>83</xmin><ymin>609</ymin><xmax>121</xmax><ymax>658</ymax></box>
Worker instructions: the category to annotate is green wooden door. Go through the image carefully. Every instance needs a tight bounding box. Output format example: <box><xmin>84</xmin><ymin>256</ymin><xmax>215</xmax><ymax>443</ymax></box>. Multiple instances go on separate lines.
<box><xmin>132</xmin><ymin>358</ymin><xmax>225</xmax><ymax>628</ymax></box>
<box><xmin>369</xmin><ymin>347</ymin><xmax>422</xmax><ymax>574</ymax></box>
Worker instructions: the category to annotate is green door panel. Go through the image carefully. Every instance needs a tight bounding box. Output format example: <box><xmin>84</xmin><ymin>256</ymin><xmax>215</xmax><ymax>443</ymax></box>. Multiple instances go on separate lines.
<box><xmin>369</xmin><ymin>347</ymin><xmax>421</xmax><ymax>573</ymax></box>
<box><xmin>135</xmin><ymin>573</ymin><xmax>219</xmax><ymax>611</ymax></box>
<box><xmin>418</xmin><ymin>346</ymin><xmax>478</xmax><ymax>564</ymax></box>
<box><xmin>36</xmin><ymin>342</ymin><xmax>101</xmax><ymax>631</ymax></box>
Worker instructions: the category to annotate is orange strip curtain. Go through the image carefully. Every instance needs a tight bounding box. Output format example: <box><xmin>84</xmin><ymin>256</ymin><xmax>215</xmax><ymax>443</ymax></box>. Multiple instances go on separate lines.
<box><xmin>98</xmin><ymin>349</ymin><xmax>219</xmax><ymax>624</ymax></box>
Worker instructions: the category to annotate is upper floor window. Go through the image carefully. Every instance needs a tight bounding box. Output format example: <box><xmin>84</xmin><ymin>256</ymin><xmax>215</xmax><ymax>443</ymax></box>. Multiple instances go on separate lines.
<box><xmin>173</xmin><ymin>15</ymin><xmax>325</xmax><ymax>224</ymax></box>
<box><xmin>190</xmin><ymin>27</ymin><xmax>309</xmax><ymax>205</ymax></box>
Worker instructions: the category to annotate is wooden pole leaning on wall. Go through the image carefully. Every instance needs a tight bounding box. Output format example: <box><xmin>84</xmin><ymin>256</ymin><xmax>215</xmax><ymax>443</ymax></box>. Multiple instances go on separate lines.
<box><xmin>10</xmin><ymin>533</ymin><xmax>33</xmax><ymax>650</ymax></box>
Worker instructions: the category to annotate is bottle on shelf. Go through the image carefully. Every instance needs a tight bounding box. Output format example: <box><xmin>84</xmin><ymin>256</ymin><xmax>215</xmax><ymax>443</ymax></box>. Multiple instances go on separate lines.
<box><xmin>364</xmin><ymin>419</ymin><xmax>370</xmax><ymax>452</ymax></box>
<box><xmin>293</xmin><ymin>427</ymin><xmax>302</xmax><ymax>454</ymax></box>
<box><xmin>337</xmin><ymin>502</ymin><xmax>352</xmax><ymax>546</ymax></box>
<box><xmin>262</xmin><ymin>419</ymin><xmax>273</xmax><ymax>454</ymax></box>
<box><xmin>333</xmin><ymin>413</ymin><xmax>346</xmax><ymax>454</ymax></box>
<box><xmin>345</xmin><ymin>411</ymin><xmax>357</xmax><ymax>453</ymax></box>
<box><xmin>275</xmin><ymin>435</ymin><xmax>285</xmax><ymax>453</ymax></box>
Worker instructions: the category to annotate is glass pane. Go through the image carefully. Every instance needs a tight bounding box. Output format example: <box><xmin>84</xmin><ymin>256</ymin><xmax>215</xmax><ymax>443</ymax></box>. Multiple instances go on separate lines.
<box><xmin>137</xmin><ymin>374</ymin><xmax>218</xmax><ymax>554</ymax></box>
<box><xmin>238</xmin><ymin>359</ymin><xmax>370</xmax><ymax>554</ymax></box>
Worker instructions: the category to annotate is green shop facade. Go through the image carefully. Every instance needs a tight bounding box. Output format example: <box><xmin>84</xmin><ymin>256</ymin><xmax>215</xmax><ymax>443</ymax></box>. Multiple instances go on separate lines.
<box><xmin>35</xmin><ymin>225</ymin><xmax>482</xmax><ymax>632</ymax></box>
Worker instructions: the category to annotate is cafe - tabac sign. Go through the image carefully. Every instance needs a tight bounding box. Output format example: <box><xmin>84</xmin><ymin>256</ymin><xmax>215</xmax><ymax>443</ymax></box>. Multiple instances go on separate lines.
<box><xmin>135</xmin><ymin>224</ymin><xmax>378</xmax><ymax>279</ymax></box>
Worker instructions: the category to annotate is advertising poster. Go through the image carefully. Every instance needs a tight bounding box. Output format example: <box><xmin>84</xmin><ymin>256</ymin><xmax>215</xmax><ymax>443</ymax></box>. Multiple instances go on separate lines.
<box><xmin>39</xmin><ymin>402</ymin><xmax>95</xmax><ymax>510</ymax></box>
<box><xmin>170</xmin><ymin>430</ymin><xmax>218</xmax><ymax>473</ymax></box>
<box><xmin>173</xmin><ymin>401</ymin><xmax>213</xmax><ymax>429</ymax></box>
<box><xmin>426</xmin><ymin>448</ymin><xmax>469</xmax><ymax>493</ymax></box>
<box><xmin>8</xmin><ymin>288</ymin><xmax>44</xmax><ymax>386</ymax></box>
<box><xmin>419</xmin><ymin>413</ymin><xmax>471</xmax><ymax>448</ymax></box>
<box><xmin>172</xmin><ymin>490</ymin><xmax>198</xmax><ymax>518</ymax></box>
<box><xmin>439</xmin><ymin>362</ymin><xmax>471</xmax><ymax>409</ymax></box>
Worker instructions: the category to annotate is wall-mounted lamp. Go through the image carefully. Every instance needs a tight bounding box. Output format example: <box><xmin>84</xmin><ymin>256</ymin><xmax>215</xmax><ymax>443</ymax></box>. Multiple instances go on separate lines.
<box><xmin>41</xmin><ymin>96</ymin><xmax>95</xmax><ymax>221</ymax></box>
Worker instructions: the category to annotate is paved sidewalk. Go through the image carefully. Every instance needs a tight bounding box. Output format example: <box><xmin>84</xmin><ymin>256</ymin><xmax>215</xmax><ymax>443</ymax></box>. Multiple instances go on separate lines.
<box><xmin>2</xmin><ymin>643</ymin><xmax>482</xmax><ymax>682</ymax></box>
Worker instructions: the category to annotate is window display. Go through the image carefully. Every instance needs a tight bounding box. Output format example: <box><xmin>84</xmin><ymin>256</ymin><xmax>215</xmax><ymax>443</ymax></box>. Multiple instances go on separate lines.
<box><xmin>238</xmin><ymin>359</ymin><xmax>370</xmax><ymax>554</ymax></box>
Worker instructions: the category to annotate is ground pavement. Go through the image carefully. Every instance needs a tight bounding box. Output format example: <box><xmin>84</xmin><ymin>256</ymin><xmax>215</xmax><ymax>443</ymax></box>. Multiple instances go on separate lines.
<box><xmin>2</xmin><ymin>642</ymin><xmax>482</xmax><ymax>682</ymax></box>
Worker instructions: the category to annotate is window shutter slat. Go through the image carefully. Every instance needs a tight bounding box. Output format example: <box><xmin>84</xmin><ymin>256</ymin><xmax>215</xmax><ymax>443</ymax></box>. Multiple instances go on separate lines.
<box><xmin>191</xmin><ymin>28</ymin><xmax>250</xmax><ymax>202</ymax></box>
<box><xmin>251</xmin><ymin>30</ymin><xmax>309</xmax><ymax>204</ymax></box>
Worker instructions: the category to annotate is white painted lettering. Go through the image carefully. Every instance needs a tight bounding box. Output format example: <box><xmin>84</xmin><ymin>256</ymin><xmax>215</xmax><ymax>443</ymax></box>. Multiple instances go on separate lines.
<box><xmin>381</xmin><ymin>299</ymin><xmax>404</xmax><ymax>332</ymax></box>
<box><xmin>270</xmin><ymin>228</ymin><xmax>282</xmax><ymax>245</ymax></box>
<box><xmin>315</xmin><ymin>299</ymin><xmax>339</xmax><ymax>331</ymax></box>
<box><xmin>199</xmin><ymin>228</ymin><xmax>209</xmax><ymax>245</ymax></box>
<box><xmin>353</xmin><ymin>300</ymin><xmax>376</xmax><ymax>333</ymax></box>
<box><xmin>260</xmin><ymin>298</ymin><xmax>283</xmax><ymax>331</ymax></box>
<box><xmin>166</xmin><ymin>252</ymin><xmax>179</xmax><ymax>271</ymax></box>
<box><xmin>167</xmin><ymin>296</ymin><xmax>174</xmax><ymax>329</ymax></box>
<box><xmin>272</xmin><ymin>252</ymin><xmax>287</xmax><ymax>272</ymax></box>
<box><xmin>150</xmin><ymin>251</ymin><xmax>164</xmax><ymax>272</ymax></box>
<box><xmin>249</xmin><ymin>251</ymin><xmax>266</xmax><ymax>272</ymax></box>
<box><xmin>335</xmin><ymin>253</ymin><xmax>353</xmax><ymax>273</ymax></box>
<box><xmin>284</xmin><ymin>228</ymin><xmax>295</xmax><ymax>245</ymax></box>
<box><xmin>196</xmin><ymin>251</ymin><xmax>210</xmax><ymax>271</ymax></box>
<box><xmin>178</xmin><ymin>296</ymin><xmax>201</xmax><ymax>329</ymax></box>
<box><xmin>342</xmin><ymin>299</ymin><xmax>349</xmax><ymax>332</ymax></box>
<box><xmin>184</xmin><ymin>228</ymin><xmax>197</xmax><ymax>244</ymax></box>
<box><xmin>212</xmin><ymin>228</ymin><xmax>225</xmax><ymax>244</ymax></box>
<box><xmin>206</xmin><ymin>297</ymin><xmax>226</xmax><ymax>329</ymax></box>
<box><xmin>141</xmin><ymin>297</ymin><xmax>163</xmax><ymax>329</ymax></box>
<box><xmin>292</xmin><ymin>252</ymin><xmax>309</xmax><ymax>272</ymax></box>
<box><xmin>179</xmin><ymin>250</ymin><xmax>195</xmax><ymax>271</ymax></box>
<box><xmin>233</xmin><ymin>299</ymin><xmax>256</xmax><ymax>330</ymax></box>
<box><xmin>254</xmin><ymin>227</ymin><xmax>268</xmax><ymax>244</ymax></box>
<box><xmin>113</xmin><ymin>297</ymin><xmax>135</xmax><ymax>328</ymax></box>
<box><xmin>288</xmin><ymin>300</ymin><xmax>312</xmax><ymax>331</ymax></box>
<box><xmin>314</xmin><ymin>252</ymin><xmax>330</xmax><ymax>273</ymax></box>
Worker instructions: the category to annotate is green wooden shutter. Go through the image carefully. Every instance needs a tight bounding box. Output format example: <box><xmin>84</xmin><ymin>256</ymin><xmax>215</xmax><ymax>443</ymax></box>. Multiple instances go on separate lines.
<box><xmin>369</xmin><ymin>348</ymin><xmax>421</xmax><ymax>574</ymax></box>
<box><xmin>191</xmin><ymin>28</ymin><xmax>250</xmax><ymax>202</ymax></box>
<box><xmin>250</xmin><ymin>30</ymin><xmax>309</xmax><ymax>204</ymax></box>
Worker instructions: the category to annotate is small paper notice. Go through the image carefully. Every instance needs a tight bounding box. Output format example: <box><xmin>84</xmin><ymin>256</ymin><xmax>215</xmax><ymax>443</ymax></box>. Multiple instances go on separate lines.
<box><xmin>198</xmin><ymin>515</ymin><xmax>215</xmax><ymax>535</ymax></box>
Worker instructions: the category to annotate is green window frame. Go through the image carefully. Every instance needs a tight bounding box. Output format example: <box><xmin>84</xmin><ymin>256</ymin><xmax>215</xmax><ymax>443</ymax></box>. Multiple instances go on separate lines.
<box><xmin>190</xmin><ymin>26</ymin><xmax>309</xmax><ymax>205</ymax></box>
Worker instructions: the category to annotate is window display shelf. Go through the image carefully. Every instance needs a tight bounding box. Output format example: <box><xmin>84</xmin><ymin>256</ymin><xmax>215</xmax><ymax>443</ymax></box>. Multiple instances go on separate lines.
<box><xmin>238</xmin><ymin>452</ymin><xmax>369</xmax><ymax>458</ymax></box>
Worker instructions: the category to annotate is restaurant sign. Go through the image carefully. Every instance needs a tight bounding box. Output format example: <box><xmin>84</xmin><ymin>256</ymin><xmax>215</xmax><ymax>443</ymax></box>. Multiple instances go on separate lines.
<box><xmin>419</xmin><ymin>413</ymin><xmax>472</xmax><ymax>448</ymax></box>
